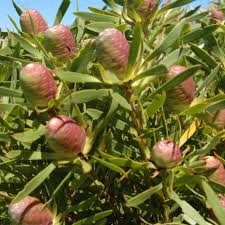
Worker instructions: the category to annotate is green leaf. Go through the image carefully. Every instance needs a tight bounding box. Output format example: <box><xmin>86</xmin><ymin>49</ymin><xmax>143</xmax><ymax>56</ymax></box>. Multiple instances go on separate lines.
<box><xmin>159</xmin><ymin>0</ymin><xmax>195</xmax><ymax>13</ymax></box>
<box><xmin>11</xmin><ymin>125</ymin><xmax>45</xmax><ymax>144</ymax></box>
<box><xmin>92</xmin><ymin>156</ymin><xmax>125</xmax><ymax>174</ymax></box>
<box><xmin>148</xmin><ymin>65</ymin><xmax>200</xmax><ymax>99</ymax></box>
<box><xmin>133</xmin><ymin>64</ymin><xmax>168</xmax><ymax>82</ymax></box>
<box><xmin>63</xmin><ymin>195</ymin><xmax>98</xmax><ymax>216</ymax></box>
<box><xmin>6</xmin><ymin>150</ymin><xmax>73</xmax><ymax>161</ymax></box>
<box><xmin>201</xmin><ymin>179</ymin><xmax>225</xmax><ymax>225</ymax></box>
<box><xmin>126</xmin><ymin>183</ymin><xmax>162</xmax><ymax>208</ymax></box>
<box><xmin>73</xmin><ymin>210</ymin><xmax>112</xmax><ymax>225</ymax></box>
<box><xmin>56</xmin><ymin>71</ymin><xmax>102</xmax><ymax>83</ymax></box>
<box><xmin>182</xmin><ymin>25</ymin><xmax>218</xmax><ymax>44</ymax></box>
<box><xmin>12</xmin><ymin>33</ymin><xmax>41</xmax><ymax>58</ymax></box>
<box><xmin>160</xmin><ymin>48</ymin><xmax>188</xmax><ymax>67</ymax></box>
<box><xmin>70</xmin><ymin>41</ymin><xmax>95</xmax><ymax>73</ymax></box>
<box><xmin>0</xmin><ymin>103</ymin><xmax>26</xmax><ymax>113</ymax></box>
<box><xmin>181</xmin><ymin>94</ymin><xmax>225</xmax><ymax>115</ymax></box>
<box><xmin>168</xmin><ymin>190</ymin><xmax>208</xmax><ymax>225</ymax></box>
<box><xmin>187</xmin><ymin>11</ymin><xmax>208</xmax><ymax>22</ymax></box>
<box><xmin>190</xmin><ymin>43</ymin><xmax>217</xmax><ymax>69</ymax></box>
<box><xmin>112</xmin><ymin>92</ymin><xmax>131</xmax><ymax>111</ymax></box>
<box><xmin>126</xmin><ymin>23</ymin><xmax>142</xmax><ymax>77</ymax></box>
<box><xmin>59</xmin><ymin>89</ymin><xmax>112</xmax><ymax>110</ymax></box>
<box><xmin>54</xmin><ymin>0</ymin><xmax>70</xmax><ymax>25</ymax></box>
<box><xmin>0</xmin><ymin>133</ymin><xmax>11</xmax><ymax>142</ymax></box>
<box><xmin>12</xmin><ymin>162</ymin><xmax>57</xmax><ymax>203</ymax></box>
<box><xmin>74</xmin><ymin>12</ymin><xmax>119</xmax><ymax>23</ymax></box>
<box><xmin>196</xmin><ymin>64</ymin><xmax>221</xmax><ymax>96</ymax></box>
<box><xmin>12</xmin><ymin>0</ymin><xmax>22</xmax><ymax>16</ymax></box>
<box><xmin>145</xmin><ymin>19</ymin><xmax>186</xmax><ymax>61</ymax></box>
<box><xmin>207</xmin><ymin>99</ymin><xmax>225</xmax><ymax>113</ymax></box>
<box><xmin>146</xmin><ymin>95</ymin><xmax>166</xmax><ymax>117</ymax></box>
<box><xmin>0</xmin><ymin>87</ymin><xmax>22</xmax><ymax>98</ymax></box>
<box><xmin>86</xmin><ymin>22</ymin><xmax>118</xmax><ymax>33</ymax></box>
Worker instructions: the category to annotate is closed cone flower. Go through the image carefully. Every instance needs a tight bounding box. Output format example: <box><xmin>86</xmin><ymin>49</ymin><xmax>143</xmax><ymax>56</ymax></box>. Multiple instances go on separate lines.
<box><xmin>96</xmin><ymin>28</ymin><xmax>129</xmax><ymax>79</ymax></box>
<box><xmin>152</xmin><ymin>140</ymin><xmax>182</xmax><ymax>169</ymax></box>
<box><xmin>164</xmin><ymin>65</ymin><xmax>196</xmax><ymax>114</ymax></box>
<box><xmin>219</xmin><ymin>196</ymin><xmax>225</xmax><ymax>210</ymax></box>
<box><xmin>44</xmin><ymin>25</ymin><xmax>76</xmax><ymax>60</ymax></box>
<box><xmin>20</xmin><ymin>9</ymin><xmax>48</xmax><ymax>34</ymax></box>
<box><xmin>8</xmin><ymin>196</ymin><xmax>59</xmax><ymax>225</ymax></box>
<box><xmin>210</xmin><ymin>8</ymin><xmax>224</xmax><ymax>23</ymax></box>
<box><xmin>130</xmin><ymin>0</ymin><xmax>156</xmax><ymax>17</ymax></box>
<box><xmin>202</xmin><ymin>156</ymin><xmax>225</xmax><ymax>185</ymax></box>
<box><xmin>46</xmin><ymin>115</ymin><xmax>85</xmax><ymax>156</ymax></box>
<box><xmin>20</xmin><ymin>63</ymin><xmax>57</xmax><ymax>107</ymax></box>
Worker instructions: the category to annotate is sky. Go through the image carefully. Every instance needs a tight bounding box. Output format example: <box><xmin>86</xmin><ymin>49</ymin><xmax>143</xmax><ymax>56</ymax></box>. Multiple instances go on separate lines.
<box><xmin>0</xmin><ymin>0</ymin><xmax>210</xmax><ymax>31</ymax></box>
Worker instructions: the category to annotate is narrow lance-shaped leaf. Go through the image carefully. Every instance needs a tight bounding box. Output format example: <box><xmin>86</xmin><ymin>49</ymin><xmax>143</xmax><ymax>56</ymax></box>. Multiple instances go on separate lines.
<box><xmin>159</xmin><ymin>0</ymin><xmax>195</xmax><ymax>14</ymax></box>
<box><xmin>12</xmin><ymin>162</ymin><xmax>57</xmax><ymax>203</ymax></box>
<box><xmin>168</xmin><ymin>190</ymin><xmax>209</xmax><ymax>225</ymax></box>
<box><xmin>200</xmin><ymin>179</ymin><xmax>225</xmax><ymax>225</ymax></box>
<box><xmin>92</xmin><ymin>155</ymin><xmax>125</xmax><ymax>174</ymax></box>
<box><xmin>126</xmin><ymin>23</ymin><xmax>142</xmax><ymax>78</ymax></box>
<box><xmin>126</xmin><ymin>183</ymin><xmax>162</xmax><ymax>208</ymax></box>
<box><xmin>132</xmin><ymin>64</ymin><xmax>168</xmax><ymax>83</ymax></box>
<box><xmin>56</xmin><ymin>71</ymin><xmax>102</xmax><ymax>83</ymax></box>
<box><xmin>73</xmin><ymin>210</ymin><xmax>113</xmax><ymax>225</ymax></box>
<box><xmin>54</xmin><ymin>0</ymin><xmax>71</xmax><ymax>25</ymax></box>
<box><xmin>190</xmin><ymin>43</ymin><xmax>218</xmax><ymax>69</ymax></box>
<box><xmin>74</xmin><ymin>12</ymin><xmax>119</xmax><ymax>23</ymax></box>
<box><xmin>12</xmin><ymin>0</ymin><xmax>22</xmax><ymax>16</ymax></box>
<box><xmin>145</xmin><ymin>19</ymin><xmax>186</xmax><ymax>62</ymax></box>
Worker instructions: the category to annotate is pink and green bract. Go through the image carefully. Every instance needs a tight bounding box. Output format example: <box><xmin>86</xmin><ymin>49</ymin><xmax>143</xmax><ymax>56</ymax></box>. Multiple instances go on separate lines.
<box><xmin>46</xmin><ymin>115</ymin><xmax>86</xmax><ymax>156</ymax></box>
<box><xmin>20</xmin><ymin>9</ymin><xmax>48</xmax><ymax>34</ymax></box>
<box><xmin>164</xmin><ymin>65</ymin><xmax>196</xmax><ymax>114</ymax></box>
<box><xmin>44</xmin><ymin>25</ymin><xmax>76</xmax><ymax>60</ymax></box>
<box><xmin>151</xmin><ymin>140</ymin><xmax>182</xmax><ymax>169</ymax></box>
<box><xmin>20</xmin><ymin>63</ymin><xmax>57</xmax><ymax>107</ymax></box>
<box><xmin>96</xmin><ymin>28</ymin><xmax>129</xmax><ymax>79</ymax></box>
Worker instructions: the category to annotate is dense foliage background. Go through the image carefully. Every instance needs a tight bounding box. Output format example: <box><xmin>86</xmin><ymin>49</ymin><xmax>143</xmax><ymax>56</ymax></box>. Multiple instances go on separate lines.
<box><xmin>1</xmin><ymin>0</ymin><xmax>225</xmax><ymax>224</ymax></box>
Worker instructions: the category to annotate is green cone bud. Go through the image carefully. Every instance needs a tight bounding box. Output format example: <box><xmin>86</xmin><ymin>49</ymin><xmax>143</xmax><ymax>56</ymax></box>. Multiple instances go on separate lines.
<box><xmin>44</xmin><ymin>25</ymin><xmax>76</xmax><ymax>60</ymax></box>
<box><xmin>20</xmin><ymin>9</ymin><xmax>48</xmax><ymax>34</ymax></box>
<box><xmin>20</xmin><ymin>63</ymin><xmax>57</xmax><ymax>107</ymax></box>
<box><xmin>152</xmin><ymin>140</ymin><xmax>182</xmax><ymax>168</ymax></box>
<box><xmin>164</xmin><ymin>65</ymin><xmax>196</xmax><ymax>114</ymax></box>
<box><xmin>202</xmin><ymin>156</ymin><xmax>225</xmax><ymax>185</ymax></box>
<box><xmin>46</xmin><ymin>115</ymin><xmax>86</xmax><ymax>156</ymax></box>
<box><xmin>8</xmin><ymin>196</ymin><xmax>54</xmax><ymax>225</ymax></box>
<box><xmin>96</xmin><ymin>28</ymin><xmax>129</xmax><ymax>79</ymax></box>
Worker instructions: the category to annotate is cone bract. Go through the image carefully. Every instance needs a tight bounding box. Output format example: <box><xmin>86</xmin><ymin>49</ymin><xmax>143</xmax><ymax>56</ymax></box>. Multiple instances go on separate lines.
<box><xmin>46</xmin><ymin>115</ymin><xmax>86</xmax><ymax>156</ymax></box>
<box><xmin>8</xmin><ymin>196</ymin><xmax>53</xmax><ymax>225</ymax></box>
<box><xmin>164</xmin><ymin>65</ymin><xmax>196</xmax><ymax>114</ymax></box>
<box><xmin>20</xmin><ymin>63</ymin><xmax>57</xmax><ymax>107</ymax></box>
<box><xmin>151</xmin><ymin>140</ymin><xmax>182</xmax><ymax>168</ymax></box>
<box><xmin>44</xmin><ymin>25</ymin><xmax>76</xmax><ymax>60</ymax></box>
<box><xmin>211</xmin><ymin>8</ymin><xmax>224</xmax><ymax>23</ymax></box>
<box><xmin>96</xmin><ymin>28</ymin><xmax>129</xmax><ymax>79</ymax></box>
<box><xmin>20</xmin><ymin>9</ymin><xmax>48</xmax><ymax>34</ymax></box>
